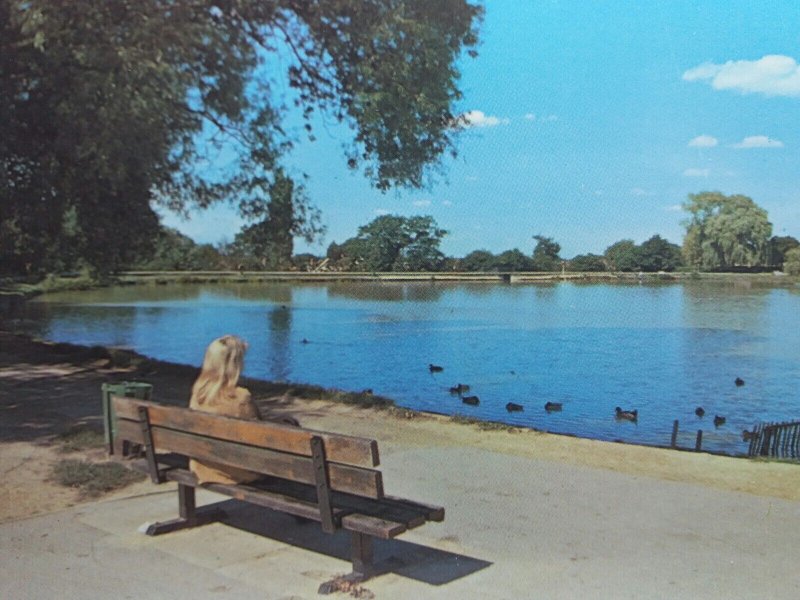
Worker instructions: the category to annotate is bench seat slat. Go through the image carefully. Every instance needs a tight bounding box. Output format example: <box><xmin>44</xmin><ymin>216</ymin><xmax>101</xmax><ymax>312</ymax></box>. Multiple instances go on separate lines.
<box><xmin>340</xmin><ymin>514</ymin><xmax>407</xmax><ymax>539</ymax></box>
<box><xmin>112</xmin><ymin>397</ymin><xmax>379</xmax><ymax>468</ymax></box>
<box><xmin>248</xmin><ymin>478</ymin><xmax>434</xmax><ymax>532</ymax></box>
<box><xmin>117</xmin><ymin>419</ymin><xmax>384</xmax><ymax>499</ymax></box>
<box><xmin>381</xmin><ymin>495</ymin><xmax>445</xmax><ymax>522</ymax></box>
<box><xmin>126</xmin><ymin>460</ymin><xmax>431</xmax><ymax>539</ymax></box>
<box><xmin>129</xmin><ymin>460</ymin><xmax>348</xmax><ymax>522</ymax></box>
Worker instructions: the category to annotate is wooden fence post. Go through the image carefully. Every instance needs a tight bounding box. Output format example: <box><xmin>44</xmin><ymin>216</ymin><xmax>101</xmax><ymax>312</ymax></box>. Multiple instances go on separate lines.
<box><xmin>695</xmin><ymin>430</ymin><xmax>703</xmax><ymax>452</ymax></box>
<box><xmin>671</xmin><ymin>420</ymin><xmax>679</xmax><ymax>449</ymax></box>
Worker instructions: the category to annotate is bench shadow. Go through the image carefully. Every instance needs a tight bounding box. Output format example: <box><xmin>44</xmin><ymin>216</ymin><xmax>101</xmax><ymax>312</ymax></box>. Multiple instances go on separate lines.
<box><xmin>207</xmin><ymin>498</ymin><xmax>492</xmax><ymax>586</ymax></box>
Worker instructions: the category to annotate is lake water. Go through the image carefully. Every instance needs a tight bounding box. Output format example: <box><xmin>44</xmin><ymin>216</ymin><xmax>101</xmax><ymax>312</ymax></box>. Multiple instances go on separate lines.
<box><xmin>9</xmin><ymin>280</ymin><xmax>800</xmax><ymax>455</ymax></box>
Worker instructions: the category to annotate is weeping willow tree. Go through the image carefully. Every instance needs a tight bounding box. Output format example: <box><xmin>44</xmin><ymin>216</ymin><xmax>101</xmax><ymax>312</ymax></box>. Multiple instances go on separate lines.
<box><xmin>1</xmin><ymin>0</ymin><xmax>482</xmax><ymax>274</ymax></box>
<box><xmin>682</xmin><ymin>192</ymin><xmax>772</xmax><ymax>270</ymax></box>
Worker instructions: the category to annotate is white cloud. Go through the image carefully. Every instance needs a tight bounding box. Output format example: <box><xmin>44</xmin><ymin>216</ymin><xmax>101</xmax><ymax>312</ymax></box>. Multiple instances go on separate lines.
<box><xmin>442</xmin><ymin>200</ymin><xmax>453</xmax><ymax>207</ymax></box>
<box><xmin>665</xmin><ymin>204</ymin><xmax>683</xmax><ymax>212</ymax></box>
<box><xmin>688</xmin><ymin>135</ymin><xmax>718</xmax><ymax>147</ymax></box>
<box><xmin>412</xmin><ymin>199</ymin><xmax>431</xmax><ymax>207</ymax></box>
<box><xmin>523</xmin><ymin>113</ymin><xmax>557</xmax><ymax>122</ymax></box>
<box><xmin>683</xmin><ymin>55</ymin><xmax>800</xmax><ymax>97</ymax></box>
<box><xmin>732</xmin><ymin>135</ymin><xmax>784</xmax><ymax>149</ymax></box>
<box><xmin>683</xmin><ymin>168</ymin><xmax>710</xmax><ymax>177</ymax></box>
<box><xmin>373</xmin><ymin>208</ymin><xmax>390</xmax><ymax>216</ymax></box>
<box><xmin>631</xmin><ymin>188</ymin><xmax>653</xmax><ymax>197</ymax></box>
<box><xmin>465</xmin><ymin>175</ymin><xmax>479</xmax><ymax>182</ymax></box>
<box><xmin>461</xmin><ymin>110</ymin><xmax>510</xmax><ymax>128</ymax></box>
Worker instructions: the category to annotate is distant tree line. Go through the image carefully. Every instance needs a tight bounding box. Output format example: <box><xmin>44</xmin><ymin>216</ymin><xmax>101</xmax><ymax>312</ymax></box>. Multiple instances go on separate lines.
<box><xmin>124</xmin><ymin>191</ymin><xmax>799</xmax><ymax>275</ymax></box>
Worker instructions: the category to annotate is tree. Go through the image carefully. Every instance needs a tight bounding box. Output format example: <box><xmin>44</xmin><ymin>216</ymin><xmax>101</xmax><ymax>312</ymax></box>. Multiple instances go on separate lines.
<box><xmin>682</xmin><ymin>192</ymin><xmax>772</xmax><ymax>270</ymax></box>
<box><xmin>225</xmin><ymin>171</ymin><xmax>323</xmax><ymax>269</ymax></box>
<box><xmin>1</xmin><ymin>1</ymin><xmax>482</xmax><ymax>273</ymax></box>
<box><xmin>569</xmin><ymin>254</ymin><xmax>606</xmax><ymax>272</ymax></box>
<box><xmin>784</xmin><ymin>247</ymin><xmax>800</xmax><ymax>276</ymax></box>
<box><xmin>460</xmin><ymin>250</ymin><xmax>496</xmax><ymax>272</ymax></box>
<box><xmin>769</xmin><ymin>236</ymin><xmax>800</xmax><ymax>268</ymax></box>
<box><xmin>493</xmin><ymin>249</ymin><xmax>533</xmax><ymax>272</ymax></box>
<box><xmin>604</xmin><ymin>239</ymin><xmax>640</xmax><ymax>271</ymax></box>
<box><xmin>531</xmin><ymin>235</ymin><xmax>561</xmax><ymax>271</ymax></box>
<box><xmin>130</xmin><ymin>226</ymin><xmax>223</xmax><ymax>270</ymax></box>
<box><xmin>337</xmin><ymin>215</ymin><xmax>447</xmax><ymax>272</ymax></box>
<box><xmin>637</xmin><ymin>235</ymin><xmax>683</xmax><ymax>272</ymax></box>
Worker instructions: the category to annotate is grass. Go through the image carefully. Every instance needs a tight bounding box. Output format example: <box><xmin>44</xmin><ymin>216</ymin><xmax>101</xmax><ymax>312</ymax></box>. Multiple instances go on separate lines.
<box><xmin>1</xmin><ymin>271</ymin><xmax>105</xmax><ymax>300</ymax></box>
<box><xmin>749</xmin><ymin>456</ymin><xmax>800</xmax><ymax>465</ymax></box>
<box><xmin>450</xmin><ymin>414</ymin><xmax>521</xmax><ymax>432</ymax></box>
<box><xmin>51</xmin><ymin>459</ymin><xmax>145</xmax><ymax>497</ymax></box>
<box><xmin>56</xmin><ymin>425</ymin><xmax>105</xmax><ymax>453</ymax></box>
<box><xmin>275</xmin><ymin>384</ymin><xmax>395</xmax><ymax>409</ymax></box>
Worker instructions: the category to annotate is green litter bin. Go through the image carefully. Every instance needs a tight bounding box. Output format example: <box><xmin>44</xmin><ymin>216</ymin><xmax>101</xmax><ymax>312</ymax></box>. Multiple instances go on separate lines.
<box><xmin>101</xmin><ymin>381</ymin><xmax>152</xmax><ymax>454</ymax></box>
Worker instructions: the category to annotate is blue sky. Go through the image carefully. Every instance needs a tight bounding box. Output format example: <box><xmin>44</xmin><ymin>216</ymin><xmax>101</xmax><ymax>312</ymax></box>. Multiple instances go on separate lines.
<box><xmin>160</xmin><ymin>0</ymin><xmax>800</xmax><ymax>259</ymax></box>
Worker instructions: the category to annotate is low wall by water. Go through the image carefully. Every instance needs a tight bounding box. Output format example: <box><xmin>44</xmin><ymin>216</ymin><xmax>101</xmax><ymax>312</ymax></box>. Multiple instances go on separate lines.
<box><xmin>116</xmin><ymin>269</ymin><xmax>678</xmax><ymax>284</ymax></box>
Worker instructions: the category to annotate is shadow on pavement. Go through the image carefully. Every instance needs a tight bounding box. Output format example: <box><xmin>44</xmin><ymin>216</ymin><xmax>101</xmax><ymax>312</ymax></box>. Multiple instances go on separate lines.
<box><xmin>211</xmin><ymin>498</ymin><xmax>492</xmax><ymax>586</ymax></box>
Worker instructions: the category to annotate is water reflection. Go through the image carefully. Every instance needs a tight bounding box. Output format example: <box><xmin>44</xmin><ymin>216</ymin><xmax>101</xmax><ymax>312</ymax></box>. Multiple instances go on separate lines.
<box><xmin>682</xmin><ymin>280</ymin><xmax>771</xmax><ymax>332</ymax></box>
<box><xmin>265</xmin><ymin>305</ymin><xmax>293</xmax><ymax>382</ymax></box>
<box><xmin>327</xmin><ymin>282</ymin><xmax>446</xmax><ymax>302</ymax></box>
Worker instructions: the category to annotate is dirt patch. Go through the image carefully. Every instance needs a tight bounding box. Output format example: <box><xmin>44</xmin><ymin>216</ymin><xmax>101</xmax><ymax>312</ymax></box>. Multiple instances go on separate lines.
<box><xmin>1</xmin><ymin>330</ymin><xmax>799</xmax><ymax>524</ymax></box>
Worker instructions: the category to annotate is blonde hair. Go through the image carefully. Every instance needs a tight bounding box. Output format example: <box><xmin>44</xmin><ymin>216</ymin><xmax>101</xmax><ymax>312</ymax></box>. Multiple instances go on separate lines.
<box><xmin>190</xmin><ymin>335</ymin><xmax>248</xmax><ymax>406</ymax></box>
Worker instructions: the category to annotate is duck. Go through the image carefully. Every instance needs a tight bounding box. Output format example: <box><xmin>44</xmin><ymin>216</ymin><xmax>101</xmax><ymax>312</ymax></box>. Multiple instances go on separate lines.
<box><xmin>429</xmin><ymin>364</ymin><xmax>444</xmax><ymax>373</ymax></box>
<box><xmin>506</xmin><ymin>402</ymin><xmax>524</xmax><ymax>412</ymax></box>
<box><xmin>461</xmin><ymin>395</ymin><xmax>480</xmax><ymax>406</ymax></box>
<box><xmin>735</xmin><ymin>377</ymin><xmax>745</xmax><ymax>387</ymax></box>
<box><xmin>544</xmin><ymin>402</ymin><xmax>563</xmax><ymax>412</ymax></box>
<box><xmin>742</xmin><ymin>429</ymin><xmax>757</xmax><ymax>442</ymax></box>
<box><xmin>714</xmin><ymin>415</ymin><xmax>726</xmax><ymax>427</ymax></box>
<box><xmin>449</xmin><ymin>383</ymin><xmax>470</xmax><ymax>395</ymax></box>
<box><xmin>615</xmin><ymin>407</ymin><xmax>638</xmax><ymax>421</ymax></box>
<box><xmin>695</xmin><ymin>407</ymin><xmax>705</xmax><ymax>417</ymax></box>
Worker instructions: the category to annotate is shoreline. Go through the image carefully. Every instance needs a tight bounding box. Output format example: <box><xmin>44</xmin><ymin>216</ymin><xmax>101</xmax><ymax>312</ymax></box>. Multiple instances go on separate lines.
<box><xmin>1</xmin><ymin>330</ymin><xmax>799</xmax><ymax>527</ymax></box>
<box><xmin>0</xmin><ymin>330</ymin><xmax>756</xmax><ymax>460</ymax></box>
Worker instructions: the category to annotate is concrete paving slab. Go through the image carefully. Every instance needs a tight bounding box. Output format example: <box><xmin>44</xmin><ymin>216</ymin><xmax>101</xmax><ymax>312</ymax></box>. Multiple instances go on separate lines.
<box><xmin>3</xmin><ymin>445</ymin><xmax>800</xmax><ymax>599</ymax></box>
<box><xmin>1</xmin><ymin>510</ymin><xmax>268</xmax><ymax>600</ymax></box>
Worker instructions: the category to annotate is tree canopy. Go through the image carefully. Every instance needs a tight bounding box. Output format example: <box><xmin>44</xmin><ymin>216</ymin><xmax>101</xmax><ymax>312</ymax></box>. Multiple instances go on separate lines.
<box><xmin>784</xmin><ymin>247</ymin><xmax>800</xmax><ymax>276</ymax></box>
<box><xmin>638</xmin><ymin>235</ymin><xmax>683</xmax><ymax>272</ymax></box>
<box><xmin>328</xmin><ymin>214</ymin><xmax>447</xmax><ymax>272</ymax></box>
<box><xmin>460</xmin><ymin>249</ymin><xmax>497</xmax><ymax>272</ymax></box>
<box><xmin>682</xmin><ymin>192</ymin><xmax>772</xmax><ymax>270</ymax></box>
<box><xmin>604</xmin><ymin>239</ymin><xmax>639</xmax><ymax>272</ymax></box>
<box><xmin>769</xmin><ymin>235</ymin><xmax>800</xmax><ymax>269</ymax></box>
<box><xmin>1</xmin><ymin>0</ymin><xmax>482</xmax><ymax>274</ymax></box>
<box><xmin>569</xmin><ymin>253</ymin><xmax>606</xmax><ymax>272</ymax></box>
<box><xmin>224</xmin><ymin>170</ymin><xmax>323</xmax><ymax>269</ymax></box>
<box><xmin>132</xmin><ymin>227</ymin><xmax>223</xmax><ymax>271</ymax></box>
<box><xmin>531</xmin><ymin>235</ymin><xmax>561</xmax><ymax>271</ymax></box>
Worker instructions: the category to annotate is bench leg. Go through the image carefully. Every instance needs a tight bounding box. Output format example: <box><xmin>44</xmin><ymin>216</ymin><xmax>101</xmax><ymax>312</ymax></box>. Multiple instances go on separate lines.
<box><xmin>145</xmin><ymin>484</ymin><xmax>225</xmax><ymax>536</ymax></box>
<box><xmin>351</xmin><ymin>531</ymin><xmax>374</xmax><ymax>579</ymax></box>
<box><xmin>318</xmin><ymin>532</ymin><xmax>375</xmax><ymax>594</ymax></box>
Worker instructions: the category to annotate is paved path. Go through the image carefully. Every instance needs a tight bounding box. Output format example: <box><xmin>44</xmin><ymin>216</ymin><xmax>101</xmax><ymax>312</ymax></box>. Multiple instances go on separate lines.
<box><xmin>3</xmin><ymin>446</ymin><xmax>800</xmax><ymax>599</ymax></box>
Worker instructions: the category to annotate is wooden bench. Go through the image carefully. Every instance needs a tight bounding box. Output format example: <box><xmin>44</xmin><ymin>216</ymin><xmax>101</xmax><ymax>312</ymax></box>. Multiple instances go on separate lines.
<box><xmin>110</xmin><ymin>396</ymin><xmax>444</xmax><ymax>592</ymax></box>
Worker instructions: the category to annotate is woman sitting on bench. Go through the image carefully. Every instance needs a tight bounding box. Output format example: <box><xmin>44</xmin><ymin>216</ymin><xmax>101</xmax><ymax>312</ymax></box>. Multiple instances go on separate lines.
<box><xmin>188</xmin><ymin>335</ymin><xmax>264</xmax><ymax>485</ymax></box>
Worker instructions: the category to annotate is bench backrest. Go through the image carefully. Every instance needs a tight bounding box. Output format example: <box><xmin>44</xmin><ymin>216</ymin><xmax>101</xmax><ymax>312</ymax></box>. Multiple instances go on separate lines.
<box><xmin>112</xmin><ymin>396</ymin><xmax>384</xmax><ymax>499</ymax></box>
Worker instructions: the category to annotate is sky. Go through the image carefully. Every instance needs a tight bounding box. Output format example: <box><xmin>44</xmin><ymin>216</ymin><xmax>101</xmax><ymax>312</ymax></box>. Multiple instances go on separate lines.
<box><xmin>159</xmin><ymin>0</ymin><xmax>800</xmax><ymax>259</ymax></box>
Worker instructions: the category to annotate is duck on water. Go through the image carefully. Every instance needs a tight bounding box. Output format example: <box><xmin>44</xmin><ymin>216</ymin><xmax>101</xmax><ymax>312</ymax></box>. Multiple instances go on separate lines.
<box><xmin>615</xmin><ymin>407</ymin><xmax>638</xmax><ymax>422</ymax></box>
